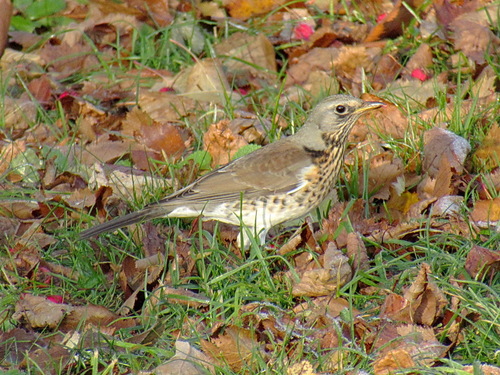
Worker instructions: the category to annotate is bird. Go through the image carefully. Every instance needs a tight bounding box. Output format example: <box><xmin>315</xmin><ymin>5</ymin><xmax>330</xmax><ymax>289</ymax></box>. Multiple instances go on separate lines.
<box><xmin>79</xmin><ymin>94</ymin><xmax>384</xmax><ymax>247</ymax></box>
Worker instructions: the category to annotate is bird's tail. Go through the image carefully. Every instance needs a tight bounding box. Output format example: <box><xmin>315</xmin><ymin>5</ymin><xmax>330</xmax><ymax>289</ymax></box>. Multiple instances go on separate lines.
<box><xmin>79</xmin><ymin>206</ymin><xmax>166</xmax><ymax>240</ymax></box>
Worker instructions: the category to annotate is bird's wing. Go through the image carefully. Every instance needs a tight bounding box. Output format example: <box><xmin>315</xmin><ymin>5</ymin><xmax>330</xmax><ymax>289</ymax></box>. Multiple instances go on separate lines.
<box><xmin>160</xmin><ymin>138</ymin><xmax>313</xmax><ymax>205</ymax></box>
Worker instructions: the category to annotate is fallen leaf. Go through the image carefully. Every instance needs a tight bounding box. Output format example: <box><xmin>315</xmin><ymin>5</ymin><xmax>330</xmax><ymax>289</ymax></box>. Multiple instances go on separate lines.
<box><xmin>87</xmin><ymin>162</ymin><xmax>170</xmax><ymax>203</ymax></box>
<box><xmin>346</xmin><ymin>232</ymin><xmax>370</xmax><ymax>272</ymax></box>
<box><xmin>470</xmin><ymin>198</ymin><xmax>500</xmax><ymax>225</ymax></box>
<box><xmin>418</xmin><ymin>93</ymin><xmax>497</xmax><ymax>124</ymax></box>
<box><xmin>365</xmin><ymin>0</ymin><xmax>426</xmax><ymax>42</ymax></box>
<box><xmin>143</xmin><ymin>340</ymin><xmax>214</xmax><ymax>375</ymax></box>
<box><xmin>122</xmin><ymin>107</ymin><xmax>186</xmax><ymax>159</ymax></box>
<box><xmin>474</xmin><ymin>124</ymin><xmax>500</xmax><ymax>171</ymax></box>
<box><xmin>371</xmin><ymin>54</ymin><xmax>403</xmax><ymax>90</ymax></box>
<box><xmin>406</xmin><ymin>43</ymin><xmax>434</xmax><ymax>73</ymax></box>
<box><xmin>450</xmin><ymin>12</ymin><xmax>500</xmax><ymax>65</ymax></box>
<box><xmin>380</xmin><ymin>263</ymin><xmax>447</xmax><ymax>325</ymax></box>
<box><xmin>287</xmin><ymin>360</ymin><xmax>317</xmax><ymax>375</ymax></box>
<box><xmin>204</xmin><ymin>119</ymin><xmax>248</xmax><ymax>167</ymax></box>
<box><xmin>225</xmin><ymin>0</ymin><xmax>285</xmax><ymax>20</ymax></box>
<box><xmin>372</xmin><ymin>324</ymin><xmax>447</xmax><ymax>374</ymax></box>
<box><xmin>215</xmin><ymin>32</ymin><xmax>277</xmax><ymax>85</ymax></box>
<box><xmin>290</xmin><ymin>242</ymin><xmax>352</xmax><ymax>297</ymax></box>
<box><xmin>173</xmin><ymin>58</ymin><xmax>241</xmax><ymax>105</ymax></box>
<box><xmin>352</xmin><ymin>93</ymin><xmax>408</xmax><ymax>142</ymax></box>
<box><xmin>464</xmin><ymin>244</ymin><xmax>500</xmax><ymax>281</ymax></box>
<box><xmin>201</xmin><ymin>325</ymin><xmax>263</xmax><ymax>372</ymax></box>
<box><xmin>13</xmin><ymin>294</ymin><xmax>137</xmax><ymax>331</ymax></box>
<box><xmin>462</xmin><ymin>364</ymin><xmax>500</xmax><ymax>375</ymax></box>
<box><xmin>359</xmin><ymin>151</ymin><xmax>405</xmax><ymax>200</ymax></box>
<box><xmin>1</xmin><ymin>97</ymin><xmax>37</xmax><ymax>138</ymax></box>
<box><xmin>423</xmin><ymin>127</ymin><xmax>471</xmax><ymax>179</ymax></box>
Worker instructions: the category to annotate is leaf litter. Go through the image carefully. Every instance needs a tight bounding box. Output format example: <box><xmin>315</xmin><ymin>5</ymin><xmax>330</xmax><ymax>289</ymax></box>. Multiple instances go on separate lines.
<box><xmin>0</xmin><ymin>0</ymin><xmax>499</xmax><ymax>373</ymax></box>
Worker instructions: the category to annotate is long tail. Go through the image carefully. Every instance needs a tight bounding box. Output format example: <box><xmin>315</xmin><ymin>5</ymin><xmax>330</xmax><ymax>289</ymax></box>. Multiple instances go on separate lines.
<box><xmin>79</xmin><ymin>206</ymin><xmax>167</xmax><ymax>239</ymax></box>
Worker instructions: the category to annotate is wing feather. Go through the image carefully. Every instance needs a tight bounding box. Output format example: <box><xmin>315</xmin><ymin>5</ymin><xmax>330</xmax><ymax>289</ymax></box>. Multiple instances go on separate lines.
<box><xmin>158</xmin><ymin>138</ymin><xmax>312</xmax><ymax>207</ymax></box>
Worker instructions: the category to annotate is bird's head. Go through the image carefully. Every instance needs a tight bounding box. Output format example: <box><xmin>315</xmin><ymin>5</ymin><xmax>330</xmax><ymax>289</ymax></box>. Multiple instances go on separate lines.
<box><xmin>305</xmin><ymin>94</ymin><xmax>385</xmax><ymax>142</ymax></box>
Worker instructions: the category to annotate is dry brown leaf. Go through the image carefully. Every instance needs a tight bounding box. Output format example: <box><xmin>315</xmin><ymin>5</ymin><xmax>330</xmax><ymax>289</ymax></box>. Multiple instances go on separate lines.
<box><xmin>403</xmin><ymin>263</ymin><xmax>447</xmax><ymax>325</ymax></box>
<box><xmin>290</xmin><ymin>242</ymin><xmax>352</xmax><ymax>297</ymax></box>
<box><xmin>87</xmin><ymin>162</ymin><xmax>169</xmax><ymax>202</ymax></box>
<box><xmin>471</xmin><ymin>65</ymin><xmax>497</xmax><ymax>99</ymax></box>
<box><xmin>322</xmin><ymin>199</ymin><xmax>387</xmax><ymax>249</ymax></box>
<box><xmin>470</xmin><ymin>197</ymin><xmax>500</xmax><ymax>226</ymax></box>
<box><xmin>346</xmin><ymin>232</ymin><xmax>370</xmax><ymax>272</ymax></box>
<box><xmin>359</xmin><ymin>151</ymin><xmax>405</xmax><ymax>200</ymax></box>
<box><xmin>450</xmin><ymin>12</ymin><xmax>500</xmax><ymax>65</ymax></box>
<box><xmin>16</xmin><ymin>221</ymin><xmax>57</xmax><ymax>250</ymax></box>
<box><xmin>333</xmin><ymin>45</ymin><xmax>380</xmax><ymax>94</ymax></box>
<box><xmin>201</xmin><ymin>325</ymin><xmax>263</xmax><ymax>372</ymax></box>
<box><xmin>284</xmin><ymin>70</ymin><xmax>340</xmax><ymax>103</ymax></box>
<box><xmin>474</xmin><ymin>124</ymin><xmax>500</xmax><ymax>170</ymax></box>
<box><xmin>13</xmin><ymin>294</ymin><xmax>71</xmax><ymax>329</ymax></box>
<box><xmin>122</xmin><ymin>107</ymin><xmax>186</xmax><ymax>159</ymax></box>
<box><xmin>225</xmin><ymin>0</ymin><xmax>285</xmax><ymax>20</ymax></box>
<box><xmin>0</xmin><ymin>216</ymin><xmax>19</xmax><ymax>243</ymax></box>
<box><xmin>138</xmin><ymin>91</ymin><xmax>197</xmax><ymax>124</ymax></box>
<box><xmin>406</xmin><ymin>43</ymin><xmax>434</xmax><ymax>73</ymax></box>
<box><xmin>293</xmin><ymin>297</ymin><xmax>359</xmax><ymax>319</ymax></box>
<box><xmin>230</xmin><ymin>111</ymin><xmax>269</xmax><ymax>144</ymax></box>
<box><xmin>371</xmin><ymin>54</ymin><xmax>403</xmax><ymax>90</ymax></box>
<box><xmin>0</xmin><ymin>199</ymin><xmax>39</xmax><ymax>220</ymax></box>
<box><xmin>64</xmin><ymin>188</ymin><xmax>97</xmax><ymax>210</ymax></box>
<box><xmin>365</xmin><ymin>0</ymin><xmax>426</xmax><ymax>42</ymax></box>
<box><xmin>380</xmin><ymin>263</ymin><xmax>447</xmax><ymax>325</ymax></box>
<box><xmin>0</xmin><ymin>140</ymin><xmax>27</xmax><ymax>176</ymax></box>
<box><xmin>40</xmin><ymin>40</ymin><xmax>99</xmax><ymax>78</ymax></box>
<box><xmin>373</xmin><ymin>323</ymin><xmax>447</xmax><ymax>374</ymax></box>
<box><xmin>464</xmin><ymin>244</ymin><xmax>500</xmax><ymax>280</ymax></box>
<box><xmin>125</xmin><ymin>0</ymin><xmax>172</xmax><ymax>26</ymax></box>
<box><xmin>1</xmin><ymin>97</ymin><xmax>37</xmax><ymax>138</ymax></box>
<box><xmin>373</xmin><ymin>348</ymin><xmax>416</xmax><ymax>375</ymax></box>
<box><xmin>61</xmin><ymin>304</ymin><xmax>137</xmax><ymax>331</ymax></box>
<box><xmin>173</xmin><ymin>58</ymin><xmax>241</xmax><ymax>105</ymax></box>
<box><xmin>386</xmin><ymin>191</ymin><xmax>420</xmax><ymax>219</ymax></box>
<box><xmin>215</xmin><ymin>32</ymin><xmax>277</xmax><ymax>85</ymax></box>
<box><xmin>423</xmin><ymin>127</ymin><xmax>471</xmax><ymax>179</ymax></box>
<box><xmin>0</xmin><ymin>328</ymin><xmax>43</xmax><ymax>366</ymax></box>
<box><xmin>463</xmin><ymin>364</ymin><xmax>500</xmax><ymax>375</ymax></box>
<box><xmin>81</xmin><ymin>139</ymin><xmax>135</xmax><ymax>166</ymax></box>
<box><xmin>418</xmin><ymin>93</ymin><xmax>498</xmax><ymax>124</ymax></box>
<box><xmin>145</xmin><ymin>284</ymin><xmax>209</xmax><ymax>315</ymax></box>
<box><xmin>383</xmin><ymin>78</ymin><xmax>446</xmax><ymax>106</ymax></box>
<box><xmin>13</xmin><ymin>293</ymin><xmax>137</xmax><ymax>331</ymax></box>
<box><xmin>481</xmin><ymin>169</ymin><xmax>500</xmax><ymax>195</ymax></box>
<box><xmin>27</xmin><ymin>75</ymin><xmax>53</xmax><ymax>104</ymax></box>
<box><xmin>430</xmin><ymin>195</ymin><xmax>463</xmax><ymax>217</ymax></box>
<box><xmin>279</xmin><ymin>218</ymin><xmax>318</xmax><ymax>256</ymax></box>
<box><xmin>287</xmin><ymin>360</ymin><xmax>317</xmax><ymax>375</ymax></box>
<box><xmin>286</xmin><ymin>47</ymin><xmax>340</xmax><ymax>87</ymax></box>
<box><xmin>204</xmin><ymin>119</ymin><xmax>248</xmax><ymax>167</ymax></box>
<box><xmin>21</xmin><ymin>343</ymin><xmax>72</xmax><ymax>375</ymax></box>
<box><xmin>143</xmin><ymin>340</ymin><xmax>214</xmax><ymax>375</ymax></box>
<box><xmin>122</xmin><ymin>253</ymin><xmax>165</xmax><ymax>291</ymax></box>
<box><xmin>353</xmin><ymin>93</ymin><xmax>408</xmax><ymax>142</ymax></box>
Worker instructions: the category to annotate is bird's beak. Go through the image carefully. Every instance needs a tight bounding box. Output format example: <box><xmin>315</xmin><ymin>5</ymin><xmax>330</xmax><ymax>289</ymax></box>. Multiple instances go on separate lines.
<box><xmin>356</xmin><ymin>100</ymin><xmax>386</xmax><ymax>114</ymax></box>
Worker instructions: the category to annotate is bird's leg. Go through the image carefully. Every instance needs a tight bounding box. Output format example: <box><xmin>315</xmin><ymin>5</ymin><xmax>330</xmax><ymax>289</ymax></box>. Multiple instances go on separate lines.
<box><xmin>237</xmin><ymin>227</ymin><xmax>268</xmax><ymax>249</ymax></box>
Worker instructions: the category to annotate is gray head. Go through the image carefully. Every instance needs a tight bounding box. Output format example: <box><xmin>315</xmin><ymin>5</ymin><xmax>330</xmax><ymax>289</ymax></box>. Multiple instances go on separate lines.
<box><xmin>303</xmin><ymin>94</ymin><xmax>384</xmax><ymax>142</ymax></box>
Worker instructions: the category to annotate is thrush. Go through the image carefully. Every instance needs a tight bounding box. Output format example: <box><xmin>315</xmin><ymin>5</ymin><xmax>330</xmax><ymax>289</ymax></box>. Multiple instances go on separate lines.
<box><xmin>80</xmin><ymin>94</ymin><xmax>384</xmax><ymax>246</ymax></box>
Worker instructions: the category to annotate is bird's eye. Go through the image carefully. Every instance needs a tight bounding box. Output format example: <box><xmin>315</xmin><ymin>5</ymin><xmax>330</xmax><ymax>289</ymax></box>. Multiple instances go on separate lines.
<box><xmin>335</xmin><ymin>105</ymin><xmax>346</xmax><ymax>114</ymax></box>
